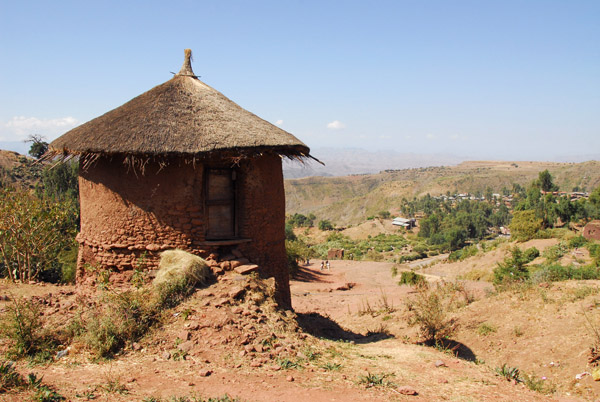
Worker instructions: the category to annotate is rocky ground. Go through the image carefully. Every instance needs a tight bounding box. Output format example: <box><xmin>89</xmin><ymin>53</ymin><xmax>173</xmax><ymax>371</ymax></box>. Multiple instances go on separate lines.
<box><xmin>1</xmin><ymin>249</ymin><xmax>598</xmax><ymax>401</ymax></box>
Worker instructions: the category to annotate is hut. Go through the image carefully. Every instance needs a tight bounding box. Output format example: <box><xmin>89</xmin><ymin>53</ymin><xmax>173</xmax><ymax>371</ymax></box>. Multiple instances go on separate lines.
<box><xmin>47</xmin><ymin>49</ymin><xmax>314</xmax><ymax>307</ymax></box>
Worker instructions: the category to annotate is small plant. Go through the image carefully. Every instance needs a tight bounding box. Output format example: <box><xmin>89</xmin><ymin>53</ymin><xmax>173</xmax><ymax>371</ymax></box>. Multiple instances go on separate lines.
<box><xmin>276</xmin><ymin>357</ymin><xmax>300</xmax><ymax>370</ymax></box>
<box><xmin>477</xmin><ymin>322</ymin><xmax>497</xmax><ymax>336</ymax></box>
<box><xmin>0</xmin><ymin>360</ymin><xmax>25</xmax><ymax>393</ymax></box>
<box><xmin>496</xmin><ymin>364</ymin><xmax>521</xmax><ymax>382</ymax></box>
<box><xmin>522</xmin><ymin>373</ymin><xmax>555</xmax><ymax>394</ymax></box>
<box><xmin>357</xmin><ymin>371</ymin><xmax>395</xmax><ymax>388</ymax></box>
<box><xmin>320</xmin><ymin>362</ymin><xmax>342</xmax><ymax>371</ymax></box>
<box><xmin>513</xmin><ymin>326</ymin><xmax>524</xmax><ymax>337</ymax></box>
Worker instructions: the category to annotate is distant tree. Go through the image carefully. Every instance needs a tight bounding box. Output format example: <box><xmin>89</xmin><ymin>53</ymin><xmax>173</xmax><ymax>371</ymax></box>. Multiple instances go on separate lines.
<box><xmin>537</xmin><ymin>170</ymin><xmax>558</xmax><ymax>192</ymax></box>
<box><xmin>378</xmin><ymin>210</ymin><xmax>391</xmax><ymax>219</ymax></box>
<box><xmin>26</xmin><ymin>134</ymin><xmax>48</xmax><ymax>159</ymax></box>
<box><xmin>509</xmin><ymin>210</ymin><xmax>542</xmax><ymax>241</ymax></box>
<box><xmin>318</xmin><ymin>219</ymin><xmax>334</xmax><ymax>231</ymax></box>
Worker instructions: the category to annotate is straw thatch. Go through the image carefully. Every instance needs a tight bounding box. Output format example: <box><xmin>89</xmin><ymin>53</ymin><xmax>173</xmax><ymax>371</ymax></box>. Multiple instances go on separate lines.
<box><xmin>48</xmin><ymin>49</ymin><xmax>312</xmax><ymax>161</ymax></box>
<box><xmin>154</xmin><ymin>249</ymin><xmax>210</xmax><ymax>288</ymax></box>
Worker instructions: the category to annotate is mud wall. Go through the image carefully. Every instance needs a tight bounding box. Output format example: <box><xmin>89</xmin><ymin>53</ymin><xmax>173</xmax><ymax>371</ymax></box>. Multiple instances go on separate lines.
<box><xmin>583</xmin><ymin>220</ymin><xmax>600</xmax><ymax>241</ymax></box>
<box><xmin>236</xmin><ymin>154</ymin><xmax>290</xmax><ymax>307</ymax></box>
<box><xmin>76</xmin><ymin>153</ymin><xmax>290</xmax><ymax>307</ymax></box>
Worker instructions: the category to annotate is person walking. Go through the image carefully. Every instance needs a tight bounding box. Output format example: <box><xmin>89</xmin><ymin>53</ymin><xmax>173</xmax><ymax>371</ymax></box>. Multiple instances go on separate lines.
<box><xmin>326</xmin><ymin>260</ymin><xmax>331</xmax><ymax>270</ymax></box>
<box><xmin>320</xmin><ymin>261</ymin><xmax>324</xmax><ymax>271</ymax></box>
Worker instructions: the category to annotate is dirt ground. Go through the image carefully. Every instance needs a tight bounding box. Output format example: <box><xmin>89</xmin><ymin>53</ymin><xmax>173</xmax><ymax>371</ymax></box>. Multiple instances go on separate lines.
<box><xmin>1</xmin><ymin>253</ymin><xmax>598</xmax><ymax>401</ymax></box>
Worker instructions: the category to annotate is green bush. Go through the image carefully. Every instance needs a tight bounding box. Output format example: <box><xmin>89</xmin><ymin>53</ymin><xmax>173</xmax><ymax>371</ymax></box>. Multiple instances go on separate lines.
<box><xmin>523</xmin><ymin>247</ymin><xmax>540</xmax><ymax>263</ymax></box>
<box><xmin>493</xmin><ymin>247</ymin><xmax>530</xmax><ymax>285</ymax></box>
<box><xmin>1</xmin><ymin>298</ymin><xmax>60</xmax><ymax>360</ymax></box>
<box><xmin>568</xmin><ymin>235</ymin><xmax>588</xmax><ymax>249</ymax></box>
<box><xmin>398</xmin><ymin>271</ymin><xmax>426</xmax><ymax>286</ymax></box>
<box><xmin>0</xmin><ymin>187</ymin><xmax>78</xmax><ymax>282</ymax></box>
<box><xmin>318</xmin><ymin>220</ymin><xmax>334</xmax><ymax>231</ymax></box>
<box><xmin>448</xmin><ymin>244</ymin><xmax>479</xmax><ymax>262</ymax></box>
<box><xmin>542</xmin><ymin>242</ymin><xmax>569</xmax><ymax>262</ymax></box>
<box><xmin>530</xmin><ymin>263</ymin><xmax>600</xmax><ymax>283</ymax></box>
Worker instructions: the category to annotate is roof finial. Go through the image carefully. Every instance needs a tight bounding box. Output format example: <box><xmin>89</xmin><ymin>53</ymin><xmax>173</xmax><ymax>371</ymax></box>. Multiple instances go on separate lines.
<box><xmin>177</xmin><ymin>49</ymin><xmax>196</xmax><ymax>77</ymax></box>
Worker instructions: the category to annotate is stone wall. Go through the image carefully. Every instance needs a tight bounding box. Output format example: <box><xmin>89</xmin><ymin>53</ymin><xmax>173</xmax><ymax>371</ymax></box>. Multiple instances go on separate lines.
<box><xmin>76</xmin><ymin>153</ymin><xmax>291</xmax><ymax>307</ymax></box>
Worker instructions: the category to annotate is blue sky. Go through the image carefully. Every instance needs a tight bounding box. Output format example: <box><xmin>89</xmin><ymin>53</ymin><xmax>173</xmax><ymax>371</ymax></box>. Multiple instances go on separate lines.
<box><xmin>1</xmin><ymin>0</ymin><xmax>598</xmax><ymax>161</ymax></box>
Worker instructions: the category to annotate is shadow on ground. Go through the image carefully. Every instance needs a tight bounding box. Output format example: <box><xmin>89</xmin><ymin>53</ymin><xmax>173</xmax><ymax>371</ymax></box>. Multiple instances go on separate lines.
<box><xmin>420</xmin><ymin>339</ymin><xmax>477</xmax><ymax>362</ymax></box>
<box><xmin>292</xmin><ymin>265</ymin><xmax>333</xmax><ymax>283</ymax></box>
<box><xmin>296</xmin><ymin>312</ymin><xmax>393</xmax><ymax>344</ymax></box>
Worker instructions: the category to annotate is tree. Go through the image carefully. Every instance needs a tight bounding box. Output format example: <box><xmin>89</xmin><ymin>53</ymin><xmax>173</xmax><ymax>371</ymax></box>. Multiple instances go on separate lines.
<box><xmin>26</xmin><ymin>135</ymin><xmax>48</xmax><ymax>159</ymax></box>
<box><xmin>509</xmin><ymin>210</ymin><xmax>542</xmax><ymax>241</ymax></box>
<box><xmin>537</xmin><ymin>170</ymin><xmax>558</xmax><ymax>192</ymax></box>
<box><xmin>318</xmin><ymin>220</ymin><xmax>334</xmax><ymax>231</ymax></box>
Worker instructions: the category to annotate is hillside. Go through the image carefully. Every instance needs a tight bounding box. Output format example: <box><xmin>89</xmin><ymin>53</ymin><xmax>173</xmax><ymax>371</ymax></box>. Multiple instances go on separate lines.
<box><xmin>285</xmin><ymin>160</ymin><xmax>600</xmax><ymax>226</ymax></box>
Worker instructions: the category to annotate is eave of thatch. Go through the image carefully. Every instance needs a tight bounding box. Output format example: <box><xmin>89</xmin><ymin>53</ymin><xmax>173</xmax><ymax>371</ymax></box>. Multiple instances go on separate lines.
<box><xmin>47</xmin><ymin>50</ymin><xmax>315</xmax><ymax>163</ymax></box>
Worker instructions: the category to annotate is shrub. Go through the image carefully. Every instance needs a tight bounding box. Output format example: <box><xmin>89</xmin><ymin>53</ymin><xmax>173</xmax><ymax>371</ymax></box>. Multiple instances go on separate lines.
<box><xmin>523</xmin><ymin>247</ymin><xmax>540</xmax><ymax>263</ymax></box>
<box><xmin>530</xmin><ymin>263</ymin><xmax>600</xmax><ymax>283</ymax></box>
<box><xmin>1</xmin><ymin>297</ymin><xmax>59</xmax><ymax>359</ymax></box>
<box><xmin>406</xmin><ymin>283</ymin><xmax>458</xmax><ymax>343</ymax></box>
<box><xmin>542</xmin><ymin>242</ymin><xmax>569</xmax><ymax>262</ymax></box>
<box><xmin>493</xmin><ymin>247</ymin><xmax>530</xmax><ymax>285</ymax></box>
<box><xmin>569</xmin><ymin>235</ymin><xmax>588</xmax><ymax>249</ymax></box>
<box><xmin>0</xmin><ymin>187</ymin><xmax>78</xmax><ymax>282</ymax></box>
<box><xmin>448</xmin><ymin>244</ymin><xmax>478</xmax><ymax>262</ymax></box>
<box><xmin>318</xmin><ymin>220</ymin><xmax>334</xmax><ymax>231</ymax></box>
<box><xmin>398</xmin><ymin>271</ymin><xmax>426</xmax><ymax>286</ymax></box>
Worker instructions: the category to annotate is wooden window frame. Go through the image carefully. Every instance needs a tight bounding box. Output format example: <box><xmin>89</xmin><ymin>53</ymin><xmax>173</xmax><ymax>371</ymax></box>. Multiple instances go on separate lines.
<box><xmin>205</xmin><ymin>167</ymin><xmax>239</xmax><ymax>240</ymax></box>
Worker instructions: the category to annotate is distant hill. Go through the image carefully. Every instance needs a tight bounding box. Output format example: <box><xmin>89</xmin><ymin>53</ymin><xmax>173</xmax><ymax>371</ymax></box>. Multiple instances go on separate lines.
<box><xmin>285</xmin><ymin>160</ymin><xmax>600</xmax><ymax>226</ymax></box>
<box><xmin>283</xmin><ymin>148</ymin><xmax>465</xmax><ymax>178</ymax></box>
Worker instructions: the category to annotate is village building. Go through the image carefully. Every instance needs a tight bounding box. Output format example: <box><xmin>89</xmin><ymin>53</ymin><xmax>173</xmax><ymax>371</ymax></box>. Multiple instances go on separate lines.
<box><xmin>47</xmin><ymin>50</ymin><xmax>314</xmax><ymax>307</ymax></box>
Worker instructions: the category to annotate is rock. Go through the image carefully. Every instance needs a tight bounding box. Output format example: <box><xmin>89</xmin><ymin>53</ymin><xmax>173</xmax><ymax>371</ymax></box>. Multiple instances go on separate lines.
<box><xmin>177</xmin><ymin>330</ymin><xmax>190</xmax><ymax>341</ymax></box>
<box><xmin>234</xmin><ymin>264</ymin><xmax>259</xmax><ymax>275</ymax></box>
<box><xmin>198</xmin><ymin>369</ymin><xmax>212</xmax><ymax>377</ymax></box>
<box><xmin>146</xmin><ymin>244</ymin><xmax>161</xmax><ymax>251</ymax></box>
<box><xmin>230</xmin><ymin>258</ymin><xmax>250</xmax><ymax>269</ymax></box>
<box><xmin>250</xmin><ymin>361</ymin><xmax>262</xmax><ymax>368</ymax></box>
<box><xmin>232</xmin><ymin>306</ymin><xmax>244</xmax><ymax>314</ymax></box>
<box><xmin>229</xmin><ymin>287</ymin><xmax>246</xmax><ymax>299</ymax></box>
<box><xmin>438</xmin><ymin>378</ymin><xmax>448</xmax><ymax>384</ymax></box>
<box><xmin>270</xmin><ymin>365</ymin><xmax>281</xmax><ymax>371</ymax></box>
<box><xmin>434</xmin><ymin>360</ymin><xmax>446</xmax><ymax>368</ymax></box>
<box><xmin>397</xmin><ymin>386</ymin><xmax>418</xmax><ymax>395</ymax></box>
<box><xmin>220</xmin><ymin>261</ymin><xmax>232</xmax><ymax>270</ymax></box>
<box><xmin>178</xmin><ymin>341</ymin><xmax>195</xmax><ymax>353</ymax></box>
<box><xmin>132</xmin><ymin>342</ymin><xmax>141</xmax><ymax>351</ymax></box>
<box><xmin>162</xmin><ymin>351</ymin><xmax>171</xmax><ymax>360</ymax></box>
<box><xmin>255</xmin><ymin>344</ymin><xmax>264</xmax><ymax>353</ymax></box>
<box><xmin>286</xmin><ymin>375</ymin><xmax>294</xmax><ymax>382</ymax></box>
<box><xmin>244</xmin><ymin>345</ymin><xmax>255</xmax><ymax>353</ymax></box>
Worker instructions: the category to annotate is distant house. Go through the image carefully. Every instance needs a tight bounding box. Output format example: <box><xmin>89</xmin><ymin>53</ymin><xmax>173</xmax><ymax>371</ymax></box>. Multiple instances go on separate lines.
<box><xmin>392</xmin><ymin>217</ymin><xmax>416</xmax><ymax>228</ymax></box>
<box><xmin>47</xmin><ymin>50</ymin><xmax>315</xmax><ymax>307</ymax></box>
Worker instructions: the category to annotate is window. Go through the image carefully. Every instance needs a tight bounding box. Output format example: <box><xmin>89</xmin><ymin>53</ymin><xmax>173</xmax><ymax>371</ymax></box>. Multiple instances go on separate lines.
<box><xmin>205</xmin><ymin>168</ymin><xmax>237</xmax><ymax>239</ymax></box>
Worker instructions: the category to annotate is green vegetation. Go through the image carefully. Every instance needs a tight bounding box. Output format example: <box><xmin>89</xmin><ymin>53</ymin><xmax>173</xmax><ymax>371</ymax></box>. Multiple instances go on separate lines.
<box><xmin>401</xmin><ymin>195</ymin><xmax>510</xmax><ymax>252</ymax></box>
<box><xmin>398</xmin><ymin>271</ymin><xmax>426</xmax><ymax>286</ymax></box>
<box><xmin>310</xmin><ymin>232</ymin><xmax>408</xmax><ymax>261</ymax></box>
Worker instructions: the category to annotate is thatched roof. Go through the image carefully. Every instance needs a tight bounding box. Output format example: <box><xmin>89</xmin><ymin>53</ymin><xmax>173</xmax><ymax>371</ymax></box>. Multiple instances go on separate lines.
<box><xmin>48</xmin><ymin>49</ymin><xmax>312</xmax><ymax>160</ymax></box>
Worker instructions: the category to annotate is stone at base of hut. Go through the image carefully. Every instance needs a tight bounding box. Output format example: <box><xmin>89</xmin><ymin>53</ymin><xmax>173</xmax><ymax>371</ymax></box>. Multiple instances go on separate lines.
<box><xmin>235</xmin><ymin>264</ymin><xmax>259</xmax><ymax>275</ymax></box>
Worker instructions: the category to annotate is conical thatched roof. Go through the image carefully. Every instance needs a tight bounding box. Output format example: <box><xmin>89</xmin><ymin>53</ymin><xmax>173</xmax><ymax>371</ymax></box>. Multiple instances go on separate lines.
<box><xmin>48</xmin><ymin>49</ymin><xmax>311</xmax><ymax>160</ymax></box>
